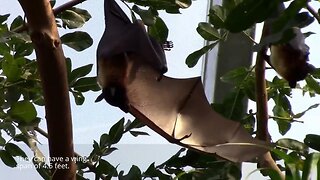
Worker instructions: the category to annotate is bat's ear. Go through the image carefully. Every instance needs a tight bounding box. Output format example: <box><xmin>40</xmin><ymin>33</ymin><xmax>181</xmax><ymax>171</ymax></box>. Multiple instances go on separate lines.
<box><xmin>95</xmin><ymin>92</ymin><xmax>105</xmax><ymax>103</ymax></box>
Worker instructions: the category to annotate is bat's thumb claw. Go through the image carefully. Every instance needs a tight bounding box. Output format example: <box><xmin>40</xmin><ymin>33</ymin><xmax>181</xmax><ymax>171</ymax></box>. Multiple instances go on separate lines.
<box><xmin>95</xmin><ymin>92</ymin><xmax>104</xmax><ymax>102</ymax></box>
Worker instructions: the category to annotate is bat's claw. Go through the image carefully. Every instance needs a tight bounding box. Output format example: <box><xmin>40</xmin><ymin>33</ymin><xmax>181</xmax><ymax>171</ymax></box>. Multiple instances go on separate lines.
<box><xmin>95</xmin><ymin>92</ymin><xmax>105</xmax><ymax>102</ymax></box>
<box><xmin>289</xmin><ymin>81</ymin><xmax>297</xmax><ymax>88</ymax></box>
<box><xmin>156</xmin><ymin>67</ymin><xmax>168</xmax><ymax>81</ymax></box>
<box><xmin>120</xmin><ymin>106</ymin><xmax>129</xmax><ymax>113</ymax></box>
<box><xmin>156</xmin><ymin>74</ymin><xmax>163</xmax><ymax>81</ymax></box>
<box><xmin>175</xmin><ymin>133</ymin><xmax>192</xmax><ymax>143</ymax></box>
<box><xmin>163</xmin><ymin>41</ymin><xmax>173</xmax><ymax>51</ymax></box>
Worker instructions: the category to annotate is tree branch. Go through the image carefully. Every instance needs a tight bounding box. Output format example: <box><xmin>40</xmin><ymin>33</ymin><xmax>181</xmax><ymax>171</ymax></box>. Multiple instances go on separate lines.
<box><xmin>255</xmin><ymin>24</ymin><xmax>285</xmax><ymax>180</ymax></box>
<box><xmin>16</xmin><ymin>0</ymin><xmax>87</xmax><ymax>33</ymax></box>
<box><xmin>306</xmin><ymin>4</ymin><xmax>320</xmax><ymax>24</ymax></box>
<box><xmin>255</xmin><ymin>47</ymin><xmax>269</xmax><ymax>142</ymax></box>
<box><xmin>53</xmin><ymin>0</ymin><xmax>87</xmax><ymax>15</ymax></box>
<box><xmin>17</xmin><ymin>0</ymin><xmax>75</xmax><ymax>179</ymax></box>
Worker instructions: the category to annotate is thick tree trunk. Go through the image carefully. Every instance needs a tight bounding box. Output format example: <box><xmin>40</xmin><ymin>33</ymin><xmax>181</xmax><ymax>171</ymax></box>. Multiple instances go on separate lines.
<box><xmin>17</xmin><ymin>0</ymin><xmax>76</xmax><ymax>179</ymax></box>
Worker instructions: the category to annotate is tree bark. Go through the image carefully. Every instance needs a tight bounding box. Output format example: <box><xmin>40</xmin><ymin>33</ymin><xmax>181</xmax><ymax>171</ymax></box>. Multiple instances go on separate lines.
<box><xmin>255</xmin><ymin>25</ymin><xmax>284</xmax><ymax>180</ymax></box>
<box><xmin>17</xmin><ymin>0</ymin><xmax>76</xmax><ymax>179</ymax></box>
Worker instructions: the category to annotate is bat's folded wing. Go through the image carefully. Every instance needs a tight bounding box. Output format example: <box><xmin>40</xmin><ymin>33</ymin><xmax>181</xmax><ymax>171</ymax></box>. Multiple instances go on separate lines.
<box><xmin>126</xmin><ymin>65</ymin><xmax>268</xmax><ymax>162</ymax></box>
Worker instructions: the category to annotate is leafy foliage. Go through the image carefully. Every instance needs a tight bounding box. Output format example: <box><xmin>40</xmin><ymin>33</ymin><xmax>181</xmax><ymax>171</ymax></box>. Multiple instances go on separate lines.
<box><xmin>0</xmin><ymin>5</ymin><xmax>98</xmax><ymax>179</ymax></box>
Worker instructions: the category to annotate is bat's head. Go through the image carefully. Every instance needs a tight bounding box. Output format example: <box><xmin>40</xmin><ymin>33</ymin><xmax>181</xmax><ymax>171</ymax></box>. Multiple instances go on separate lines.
<box><xmin>95</xmin><ymin>85</ymin><xmax>129</xmax><ymax>112</ymax></box>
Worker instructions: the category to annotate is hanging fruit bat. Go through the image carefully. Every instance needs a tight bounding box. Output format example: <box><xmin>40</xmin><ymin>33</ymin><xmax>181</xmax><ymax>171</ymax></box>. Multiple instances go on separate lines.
<box><xmin>262</xmin><ymin>3</ymin><xmax>314</xmax><ymax>88</ymax></box>
<box><xmin>95</xmin><ymin>0</ymin><xmax>268</xmax><ymax>162</ymax></box>
<box><xmin>269</xmin><ymin>28</ymin><xmax>314</xmax><ymax>88</ymax></box>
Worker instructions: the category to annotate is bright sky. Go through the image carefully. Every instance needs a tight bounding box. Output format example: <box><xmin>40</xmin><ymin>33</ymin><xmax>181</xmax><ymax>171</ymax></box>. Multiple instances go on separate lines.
<box><xmin>1</xmin><ymin>0</ymin><xmax>320</xmax><ymax>179</ymax></box>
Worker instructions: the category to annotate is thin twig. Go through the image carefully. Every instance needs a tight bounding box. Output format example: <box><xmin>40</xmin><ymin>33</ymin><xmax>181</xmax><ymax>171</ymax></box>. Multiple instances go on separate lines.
<box><xmin>269</xmin><ymin>116</ymin><xmax>304</xmax><ymax>123</ymax></box>
<box><xmin>15</xmin><ymin>0</ymin><xmax>87</xmax><ymax>33</ymax></box>
<box><xmin>306</xmin><ymin>4</ymin><xmax>320</xmax><ymax>24</ymax></box>
<box><xmin>54</xmin><ymin>0</ymin><xmax>87</xmax><ymax>15</ymax></box>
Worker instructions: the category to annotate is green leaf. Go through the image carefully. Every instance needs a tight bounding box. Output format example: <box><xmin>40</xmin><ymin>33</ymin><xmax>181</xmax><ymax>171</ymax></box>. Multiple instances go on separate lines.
<box><xmin>132</xmin><ymin>6</ymin><xmax>157</xmax><ymax>26</ymax></box>
<box><xmin>272</xmin><ymin>149</ymin><xmax>295</xmax><ymax>164</ymax></box>
<box><xmin>148</xmin><ymin>17</ymin><xmax>168</xmax><ymax>43</ymax></box>
<box><xmin>101</xmin><ymin>147</ymin><xmax>117</xmax><ymax>156</ymax></box>
<box><xmin>129</xmin><ymin>131</ymin><xmax>149</xmax><ymax>137</ymax></box>
<box><xmin>61</xmin><ymin>31</ymin><xmax>93</xmax><ymax>51</ymax></box>
<box><xmin>0</xmin><ymin>150</ymin><xmax>17</xmax><ymax>167</ymax></box>
<box><xmin>175</xmin><ymin>0</ymin><xmax>191</xmax><ymax>8</ymax></box>
<box><xmin>0</xmin><ymin>134</ymin><xmax>5</xmax><ymax>146</ymax></box>
<box><xmin>242</xmin><ymin>75</ymin><xmax>256</xmax><ymax>101</ymax></box>
<box><xmin>310</xmin><ymin>68</ymin><xmax>320</xmax><ymax>79</ymax></box>
<box><xmin>0</xmin><ymin>43</ymin><xmax>10</xmax><ymax>55</ymax></box>
<box><xmin>127</xmin><ymin>0</ymin><xmax>180</xmax><ymax>13</ymax></box>
<box><xmin>0</xmin><ymin>122</ymin><xmax>16</xmax><ymax>137</ymax></box>
<box><xmin>72</xmin><ymin>77</ymin><xmax>100</xmax><ymax>92</ymax></box>
<box><xmin>5</xmin><ymin>143</ymin><xmax>27</xmax><ymax>158</ymax></box>
<box><xmin>2</xmin><ymin>53</ymin><xmax>25</xmax><ymax>82</ymax></box>
<box><xmin>8</xmin><ymin>31</ymin><xmax>31</xmax><ymax>43</ymax></box>
<box><xmin>71</xmin><ymin>91</ymin><xmax>85</xmax><ymax>105</ymax></box>
<box><xmin>69</xmin><ymin>64</ymin><xmax>93</xmax><ymax>85</ymax></box>
<box><xmin>8</xmin><ymin>101</ymin><xmax>37</xmax><ymax>124</ymax></box>
<box><xmin>32</xmin><ymin>160</ymin><xmax>51</xmax><ymax>180</ymax></box>
<box><xmin>70</xmin><ymin>7</ymin><xmax>91</xmax><ymax>22</ymax></box>
<box><xmin>76</xmin><ymin>174</ymin><xmax>89</xmax><ymax>180</ymax></box>
<box><xmin>276</xmin><ymin>138</ymin><xmax>308</xmax><ymax>155</ymax></box>
<box><xmin>305</xmin><ymin>75</ymin><xmax>320</xmax><ymax>94</ymax></box>
<box><xmin>272</xmin><ymin>105</ymin><xmax>292</xmax><ymax>135</ymax></box>
<box><xmin>10</xmin><ymin>16</ymin><xmax>23</xmax><ymax>31</ymax></box>
<box><xmin>58</xmin><ymin>9</ymin><xmax>86</xmax><ymax>29</ymax></box>
<box><xmin>96</xmin><ymin>159</ymin><xmax>118</xmax><ymax>178</ymax></box>
<box><xmin>220</xmin><ymin>67</ymin><xmax>248</xmax><ymax>85</ymax></box>
<box><xmin>49</xmin><ymin>0</ymin><xmax>56</xmax><ymax>7</ymax></box>
<box><xmin>109</xmin><ymin>118</ymin><xmax>124</xmax><ymax>144</ymax></box>
<box><xmin>99</xmin><ymin>133</ymin><xmax>110</xmax><ymax>147</ymax></box>
<box><xmin>4</xmin><ymin>86</ymin><xmax>22</xmax><ymax>105</ymax></box>
<box><xmin>304</xmin><ymin>134</ymin><xmax>320</xmax><ymax>151</ymax></box>
<box><xmin>272</xmin><ymin>0</ymin><xmax>310</xmax><ymax>32</ymax></box>
<box><xmin>13</xmin><ymin>41</ymin><xmax>33</xmax><ymax>57</ymax></box>
<box><xmin>120</xmin><ymin>165</ymin><xmax>142</xmax><ymax>180</ymax></box>
<box><xmin>186</xmin><ymin>42</ymin><xmax>218</xmax><ymax>68</ymax></box>
<box><xmin>302</xmin><ymin>153</ymin><xmax>320</xmax><ymax>180</ymax></box>
<box><xmin>212</xmin><ymin>89</ymin><xmax>246</xmax><ymax>121</ymax></box>
<box><xmin>0</xmin><ymin>14</ymin><xmax>10</xmax><ymax>24</ymax></box>
<box><xmin>224</xmin><ymin>0</ymin><xmax>279</xmax><ymax>32</ymax></box>
<box><xmin>91</xmin><ymin>140</ymin><xmax>100</xmax><ymax>158</ymax></box>
<box><xmin>318</xmin><ymin>157</ymin><xmax>320</xmax><ymax>180</ymax></box>
<box><xmin>196</xmin><ymin>22</ymin><xmax>221</xmax><ymax>41</ymax></box>
<box><xmin>242</xmin><ymin>111</ymin><xmax>255</xmax><ymax>134</ymax></box>
<box><xmin>274</xmin><ymin>118</ymin><xmax>292</xmax><ymax>137</ymax></box>
<box><xmin>65</xmin><ymin>57</ymin><xmax>72</xmax><ymax>75</ymax></box>
<box><xmin>124</xmin><ymin>119</ymin><xmax>145</xmax><ymax>131</ymax></box>
<box><xmin>144</xmin><ymin>162</ymin><xmax>171</xmax><ymax>179</ymax></box>
<box><xmin>286</xmin><ymin>162</ymin><xmax>300</xmax><ymax>180</ymax></box>
<box><xmin>272</xmin><ymin>105</ymin><xmax>291</xmax><ymax>118</ymax></box>
<box><xmin>293</xmin><ymin>104</ymin><xmax>319</xmax><ymax>119</ymax></box>
<box><xmin>209</xmin><ymin>5</ymin><xmax>226</xmax><ymax>29</ymax></box>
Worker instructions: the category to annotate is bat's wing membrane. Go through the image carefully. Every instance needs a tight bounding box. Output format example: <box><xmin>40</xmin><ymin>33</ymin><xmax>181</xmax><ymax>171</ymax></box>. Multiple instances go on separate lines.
<box><xmin>126</xmin><ymin>62</ymin><xmax>268</xmax><ymax>162</ymax></box>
